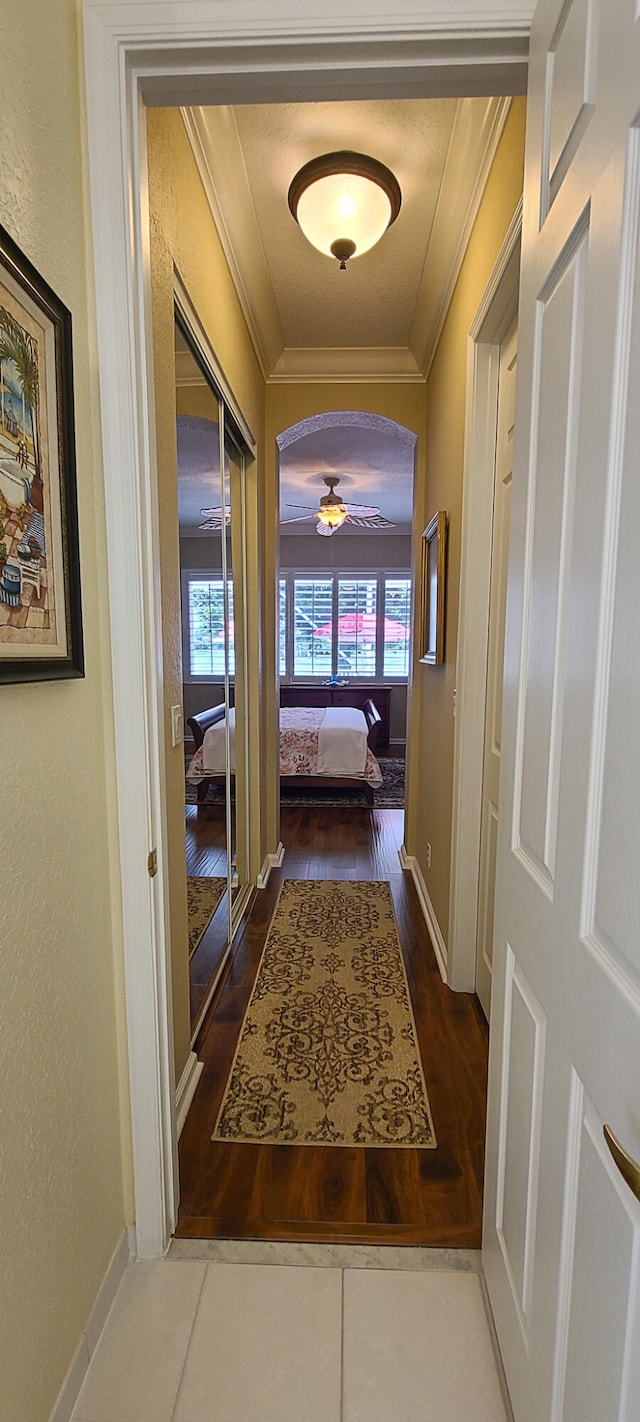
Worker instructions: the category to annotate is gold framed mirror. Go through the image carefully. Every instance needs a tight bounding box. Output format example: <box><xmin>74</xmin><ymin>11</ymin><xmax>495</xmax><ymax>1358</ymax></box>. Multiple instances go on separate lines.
<box><xmin>420</xmin><ymin>511</ymin><xmax>447</xmax><ymax>665</ymax></box>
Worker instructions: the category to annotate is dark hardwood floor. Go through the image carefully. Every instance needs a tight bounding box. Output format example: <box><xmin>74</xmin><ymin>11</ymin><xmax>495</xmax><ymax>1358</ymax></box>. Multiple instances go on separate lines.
<box><xmin>186</xmin><ymin>804</ymin><xmax>230</xmax><ymax>1029</ymax></box>
<box><xmin>177</xmin><ymin>805</ymin><xmax>489</xmax><ymax>1246</ymax></box>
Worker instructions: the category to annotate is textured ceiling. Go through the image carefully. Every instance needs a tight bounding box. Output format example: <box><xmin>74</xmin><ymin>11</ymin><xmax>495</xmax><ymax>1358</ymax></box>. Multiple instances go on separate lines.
<box><xmin>231</xmin><ymin>98</ymin><xmax>458</xmax><ymax>349</ymax></box>
<box><xmin>176</xmin><ymin>97</ymin><xmax>465</xmax><ymax>530</ymax></box>
<box><xmin>279</xmin><ymin>418</ymin><xmax>415</xmax><ymax>536</ymax></box>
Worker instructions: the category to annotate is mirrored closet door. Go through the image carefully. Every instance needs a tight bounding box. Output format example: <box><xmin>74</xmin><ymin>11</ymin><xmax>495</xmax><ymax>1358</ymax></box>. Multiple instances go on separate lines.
<box><xmin>175</xmin><ymin>307</ymin><xmax>252</xmax><ymax>1036</ymax></box>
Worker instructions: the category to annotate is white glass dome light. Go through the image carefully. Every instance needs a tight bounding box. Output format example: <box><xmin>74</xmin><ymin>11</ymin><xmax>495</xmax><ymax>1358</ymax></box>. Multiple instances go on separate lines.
<box><xmin>288</xmin><ymin>152</ymin><xmax>401</xmax><ymax>269</ymax></box>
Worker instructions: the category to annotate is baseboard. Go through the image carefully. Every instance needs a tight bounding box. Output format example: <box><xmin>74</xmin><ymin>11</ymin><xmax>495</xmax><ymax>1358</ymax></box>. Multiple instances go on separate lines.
<box><xmin>176</xmin><ymin>1049</ymin><xmax>204</xmax><ymax>1138</ymax></box>
<box><xmin>257</xmin><ymin>840</ymin><xmax>285</xmax><ymax>889</ymax></box>
<box><xmin>388</xmin><ymin>738</ymin><xmax>406</xmax><ymax>748</ymax></box>
<box><xmin>399</xmin><ymin>845</ymin><xmax>448</xmax><ymax>984</ymax></box>
<box><xmin>479</xmin><ymin>1274</ymin><xmax>516</xmax><ymax>1422</ymax></box>
<box><xmin>49</xmin><ymin>1229</ymin><xmax>129</xmax><ymax>1422</ymax></box>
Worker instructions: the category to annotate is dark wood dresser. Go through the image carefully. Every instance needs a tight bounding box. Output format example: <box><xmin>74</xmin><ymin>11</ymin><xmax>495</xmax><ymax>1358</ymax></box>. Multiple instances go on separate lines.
<box><xmin>279</xmin><ymin>683</ymin><xmax>391</xmax><ymax>748</ymax></box>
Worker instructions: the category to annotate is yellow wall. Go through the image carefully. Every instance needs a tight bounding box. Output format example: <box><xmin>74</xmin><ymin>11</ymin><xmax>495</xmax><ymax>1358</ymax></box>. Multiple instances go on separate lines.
<box><xmin>146</xmin><ymin>109</ymin><xmax>267</xmax><ymax>1079</ymax></box>
<box><xmin>0</xmin><ymin>3</ymin><xmax>128</xmax><ymax>1418</ymax></box>
<box><xmin>407</xmin><ymin>98</ymin><xmax>526</xmax><ymax>939</ymax></box>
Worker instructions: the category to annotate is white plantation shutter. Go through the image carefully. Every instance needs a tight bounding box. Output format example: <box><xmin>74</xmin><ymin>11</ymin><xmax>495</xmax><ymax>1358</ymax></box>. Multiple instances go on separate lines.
<box><xmin>383</xmin><ymin>578</ymin><xmax>411</xmax><ymax>676</ymax></box>
<box><xmin>292</xmin><ymin>578</ymin><xmax>333</xmax><ymax>677</ymax></box>
<box><xmin>187</xmin><ymin>577</ymin><xmax>234</xmax><ymax>676</ymax></box>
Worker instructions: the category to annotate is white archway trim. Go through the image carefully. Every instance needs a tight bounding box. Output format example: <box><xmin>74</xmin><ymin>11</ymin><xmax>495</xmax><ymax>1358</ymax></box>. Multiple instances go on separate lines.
<box><xmin>447</xmin><ymin>199</ymin><xmax>522</xmax><ymax>992</ymax></box>
<box><xmin>277</xmin><ymin>409</ymin><xmax>417</xmax><ymax>450</ymax></box>
<box><xmin>82</xmin><ymin>0</ymin><xmax>530</xmax><ymax>1259</ymax></box>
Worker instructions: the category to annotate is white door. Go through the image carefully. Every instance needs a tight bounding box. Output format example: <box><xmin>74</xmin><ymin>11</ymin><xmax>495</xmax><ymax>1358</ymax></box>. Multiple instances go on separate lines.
<box><xmin>476</xmin><ymin>320</ymin><xmax>517</xmax><ymax>1020</ymax></box>
<box><xmin>483</xmin><ymin>1</ymin><xmax>640</xmax><ymax>1419</ymax></box>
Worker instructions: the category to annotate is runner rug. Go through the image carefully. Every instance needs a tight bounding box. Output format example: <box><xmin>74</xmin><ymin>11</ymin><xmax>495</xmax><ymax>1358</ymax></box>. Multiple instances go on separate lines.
<box><xmin>187</xmin><ymin>876</ymin><xmax>226</xmax><ymax>958</ymax></box>
<box><xmin>211</xmin><ymin>879</ymin><xmax>436</xmax><ymax>1148</ymax></box>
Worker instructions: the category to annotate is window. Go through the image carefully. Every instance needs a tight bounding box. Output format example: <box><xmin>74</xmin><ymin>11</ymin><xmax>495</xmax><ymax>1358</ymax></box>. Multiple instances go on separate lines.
<box><xmin>279</xmin><ymin>571</ymin><xmax>411</xmax><ymax>682</ymax></box>
<box><xmin>185</xmin><ymin>569</ymin><xmax>411</xmax><ymax>683</ymax></box>
<box><xmin>185</xmin><ymin>575</ymin><xmax>234</xmax><ymax>676</ymax></box>
<box><xmin>278</xmin><ymin>577</ymin><xmax>287</xmax><ymax>677</ymax></box>
<box><xmin>383</xmin><ymin>578</ymin><xmax>412</xmax><ymax>677</ymax></box>
<box><xmin>337</xmin><ymin>578</ymin><xmax>377</xmax><ymax>677</ymax></box>
<box><xmin>293</xmin><ymin>578</ymin><xmax>333</xmax><ymax>677</ymax></box>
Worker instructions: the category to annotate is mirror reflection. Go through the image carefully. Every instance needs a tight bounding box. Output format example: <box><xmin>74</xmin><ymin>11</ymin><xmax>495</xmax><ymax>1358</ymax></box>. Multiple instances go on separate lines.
<box><xmin>176</xmin><ymin>317</ymin><xmax>247</xmax><ymax>1034</ymax></box>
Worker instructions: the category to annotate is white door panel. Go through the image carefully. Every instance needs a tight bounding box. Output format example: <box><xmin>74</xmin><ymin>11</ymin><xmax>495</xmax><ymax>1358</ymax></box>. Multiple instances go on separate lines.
<box><xmin>553</xmin><ymin>1086</ymin><xmax>640</xmax><ymax>1422</ymax></box>
<box><xmin>476</xmin><ymin>322</ymin><xmax>517</xmax><ymax>1018</ymax></box>
<box><xmin>484</xmin><ymin>2</ymin><xmax>640</xmax><ymax>1419</ymax></box>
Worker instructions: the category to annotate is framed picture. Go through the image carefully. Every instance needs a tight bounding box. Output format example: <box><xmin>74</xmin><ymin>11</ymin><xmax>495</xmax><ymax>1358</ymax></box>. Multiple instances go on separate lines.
<box><xmin>0</xmin><ymin>223</ymin><xmax>83</xmax><ymax>683</ymax></box>
<box><xmin>420</xmin><ymin>510</ymin><xmax>447</xmax><ymax>665</ymax></box>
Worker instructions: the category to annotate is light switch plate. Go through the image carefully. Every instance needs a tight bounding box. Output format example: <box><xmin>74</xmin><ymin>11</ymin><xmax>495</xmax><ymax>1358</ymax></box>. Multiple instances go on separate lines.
<box><xmin>170</xmin><ymin>704</ymin><xmax>183</xmax><ymax>747</ymax></box>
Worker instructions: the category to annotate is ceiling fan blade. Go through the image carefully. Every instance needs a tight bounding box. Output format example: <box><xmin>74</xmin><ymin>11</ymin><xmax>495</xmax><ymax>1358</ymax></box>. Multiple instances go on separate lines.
<box><xmin>342</xmin><ymin>502</ymin><xmax>381</xmax><ymax>517</ymax></box>
<box><xmin>345</xmin><ymin>514</ymin><xmax>397</xmax><ymax>529</ymax></box>
<box><xmin>315</xmin><ymin>520</ymin><xmax>334</xmax><ymax>537</ymax></box>
<box><xmin>284</xmin><ymin>503</ymin><xmax>319</xmax><ymax>510</ymax></box>
<box><xmin>198</xmin><ymin>516</ymin><xmax>224</xmax><ymax>530</ymax></box>
<box><xmin>280</xmin><ymin>514</ymin><xmax>314</xmax><ymax>524</ymax></box>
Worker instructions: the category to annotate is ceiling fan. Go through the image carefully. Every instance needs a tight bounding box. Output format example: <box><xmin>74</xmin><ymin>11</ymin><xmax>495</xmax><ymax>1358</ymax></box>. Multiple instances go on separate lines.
<box><xmin>198</xmin><ymin>505</ymin><xmax>231</xmax><ymax>530</ymax></box>
<box><xmin>281</xmin><ymin>476</ymin><xmax>396</xmax><ymax>537</ymax></box>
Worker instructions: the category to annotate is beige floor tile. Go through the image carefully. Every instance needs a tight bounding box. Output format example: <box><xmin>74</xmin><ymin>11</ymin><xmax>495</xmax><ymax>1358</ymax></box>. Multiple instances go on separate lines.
<box><xmin>172</xmin><ymin>1262</ymin><xmax>342</xmax><ymax>1422</ymax></box>
<box><xmin>71</xmin><ymin>1260</ymin><xmax>206</xmax><ymax>1422</ymax></box>
<box><xmin>343</xmin><ymin>1269</ymin><xmax>509</xmax><ymax>1422</ymax></box>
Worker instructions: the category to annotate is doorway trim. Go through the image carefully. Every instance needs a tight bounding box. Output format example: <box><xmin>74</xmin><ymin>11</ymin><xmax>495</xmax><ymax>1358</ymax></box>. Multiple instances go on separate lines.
<box><xmin>82</xmin><ymin>0</ymin><xmax>530</xmax><ymax>1258</ymax></box>
<box><xmin>447</xmin><ymin>200</ymin><xmax>522</xmax><ymax>992</ymax></box>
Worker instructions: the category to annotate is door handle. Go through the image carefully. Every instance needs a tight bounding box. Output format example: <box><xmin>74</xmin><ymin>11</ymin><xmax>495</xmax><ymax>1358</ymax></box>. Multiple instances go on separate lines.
<box><xmin>603</xmin><ymin>1125</ymin><xmax>640</xmax><ymax>1203</ymax></box>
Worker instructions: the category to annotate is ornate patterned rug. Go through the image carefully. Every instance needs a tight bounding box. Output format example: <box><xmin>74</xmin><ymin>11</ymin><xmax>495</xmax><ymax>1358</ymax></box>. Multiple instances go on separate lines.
<box><xmin>186</xmin><ymin>757</ymin><xmax>405</xmax><ymax>809</ymax></box>
<box><xmin>211</xmin><ymin>880</ymin><xmax>436</xmax><ymax>1148</ymax></box>
<box><xmin>187</xmin><ymin>876</ymin><xmax>226</xmax><ymax>958</ymax></box>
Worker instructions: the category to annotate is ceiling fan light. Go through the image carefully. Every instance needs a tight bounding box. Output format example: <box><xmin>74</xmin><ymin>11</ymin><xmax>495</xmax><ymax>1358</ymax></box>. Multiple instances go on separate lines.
<box><xmin>288</xmin><ymin>152</ymin><xmax>401</xmax><ymax>266</ymax></box>
<box><xmin>317</xmin><ymin>505</ymin><xmax>346</xmax><ymax>529</ymax></box>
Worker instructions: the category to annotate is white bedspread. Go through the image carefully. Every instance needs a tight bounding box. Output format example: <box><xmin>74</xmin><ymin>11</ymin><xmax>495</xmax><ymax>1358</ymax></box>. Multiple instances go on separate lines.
<box><xmin>316</xmin><ymin>706</ymin><xmax>368</xmax><ymax>777</ymax></box>
<box><xmin>197</xmin><ymin>704</ymin><xmax>380</xmax><ymax>783</ymax></box>
<box><xmin>202</xmin><ymin>708</ymin><xmax>235</xmax><ymax>774</ymax></box>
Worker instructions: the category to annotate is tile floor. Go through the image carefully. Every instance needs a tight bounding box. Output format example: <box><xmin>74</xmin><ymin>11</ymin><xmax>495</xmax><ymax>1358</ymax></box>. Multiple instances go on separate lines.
<box><xmin>70</xmin><ymin>1257</ymin><xmax>510</xmax><ymax>1421</ymax></box>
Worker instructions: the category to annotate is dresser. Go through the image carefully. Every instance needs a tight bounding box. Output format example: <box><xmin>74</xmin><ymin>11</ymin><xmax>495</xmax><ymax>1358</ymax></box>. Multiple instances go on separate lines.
<box><xmin>279</xmin><ymin>683</ymin><xmax>391</xmax><ymax>748</ymax></box>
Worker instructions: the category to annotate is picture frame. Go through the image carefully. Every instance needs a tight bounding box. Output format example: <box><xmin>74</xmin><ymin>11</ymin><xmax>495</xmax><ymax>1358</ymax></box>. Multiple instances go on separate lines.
<box><xmin>420</xmin><ymin>510</ymin><xmax>447</xmax><ymax>665</ymax></box>
<box><xmin>0</xmin><ymin>222</ymin><xmax>84</xmax><ymax>683</ymax></box>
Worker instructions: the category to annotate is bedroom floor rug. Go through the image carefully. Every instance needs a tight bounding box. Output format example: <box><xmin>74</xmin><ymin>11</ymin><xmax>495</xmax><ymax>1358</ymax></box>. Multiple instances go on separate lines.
<box><xmin>186</xmin><ymin>757</ymin><xmax>405</xmax><ymax>809</ymax></box>
<box><xmin>187</xmin><ymin>876</ymin><xmax>227</xmax><ymax>958</ymax></box>
<box><xmin>211</xmin><ymin>879</ymin><xmax>436</xmax><ymax>1149</ymax></box>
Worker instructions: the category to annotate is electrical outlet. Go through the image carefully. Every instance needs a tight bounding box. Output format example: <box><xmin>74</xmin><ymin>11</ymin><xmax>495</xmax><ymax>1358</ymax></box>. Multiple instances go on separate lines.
<box><xmin>170</xmin><ymin>704</ymin><xmax>183</xmax><ymax>748</ymax></box>
<box><xmin>426</xmin><ymin>842</ymin><xmax>432</xmax><ymax>870</ymax></box>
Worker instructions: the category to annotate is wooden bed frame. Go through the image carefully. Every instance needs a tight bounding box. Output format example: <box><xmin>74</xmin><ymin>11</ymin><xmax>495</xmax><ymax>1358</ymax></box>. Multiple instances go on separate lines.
<box><xmin>187</xmin><ymin>698</ymin><xmax>383</xmax><ymax>807</ymax></box>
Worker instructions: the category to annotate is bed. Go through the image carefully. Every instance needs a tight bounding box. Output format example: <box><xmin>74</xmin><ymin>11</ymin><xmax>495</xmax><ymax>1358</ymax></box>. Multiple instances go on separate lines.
<box><xmin>187</xmin><ymin>699</ymin><xmax>383</xmax><ymax>806</ymax></box>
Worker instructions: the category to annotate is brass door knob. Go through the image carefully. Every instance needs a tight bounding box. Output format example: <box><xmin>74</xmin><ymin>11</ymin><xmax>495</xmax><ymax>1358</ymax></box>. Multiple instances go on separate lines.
<box><xmin>603</xmin><ymin>1125</ymin><xmax>640</xmax><ymax>1203</ymax></box>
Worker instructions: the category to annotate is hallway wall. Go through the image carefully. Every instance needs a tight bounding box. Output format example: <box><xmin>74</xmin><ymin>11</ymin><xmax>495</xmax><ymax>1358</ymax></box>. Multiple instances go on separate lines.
<box><xmin>0</xmin><ymin>3</ymin><xmax>128</xmax><ymax>1419</ymax></box>
<box><xmin>146</xmin><ymin>108</ymin><xmax>267</xmax><ymax>1082</ymax></box>
<box><xmin>407</xmin><ymin>97</ymin><xmax>526</xmax><ymax>943</ymax></box>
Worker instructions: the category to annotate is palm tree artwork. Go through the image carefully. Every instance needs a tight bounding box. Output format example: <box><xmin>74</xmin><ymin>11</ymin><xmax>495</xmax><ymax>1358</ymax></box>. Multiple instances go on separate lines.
<box><xmin>0</xmin><ymin>307</ymin><xmax>43</xmax><ymax>512</ymax></box>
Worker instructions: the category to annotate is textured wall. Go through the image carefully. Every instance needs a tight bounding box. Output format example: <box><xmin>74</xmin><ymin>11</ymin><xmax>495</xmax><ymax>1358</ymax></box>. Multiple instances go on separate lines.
<box><xmin>0</xmin><ymin>3</ymin><xmax>127</xmax><ymax>1419</ymax></box>
<box><xmin>409</xmin><ymin>99</ymin><xmax>527</xmax><ymax>938</ymax></box>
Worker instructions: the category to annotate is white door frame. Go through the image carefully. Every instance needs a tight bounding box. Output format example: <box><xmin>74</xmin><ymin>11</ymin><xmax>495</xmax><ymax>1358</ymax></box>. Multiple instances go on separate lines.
<box><xmin>448</xmin><ymin>202</ymin><xmax>522</xmax><ymax>992</ymax></box>
<box><xmin>82</xmin><ymin>0</ymin><xmax>530</xmax><ymax>1258</ymax></box>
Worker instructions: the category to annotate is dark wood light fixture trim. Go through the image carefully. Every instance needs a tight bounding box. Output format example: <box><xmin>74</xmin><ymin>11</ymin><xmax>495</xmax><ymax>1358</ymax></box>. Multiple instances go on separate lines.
<box><xmin>288</xmin><ymin>150</ymin><xmax>402</xmax><ymax>226</ymax></box>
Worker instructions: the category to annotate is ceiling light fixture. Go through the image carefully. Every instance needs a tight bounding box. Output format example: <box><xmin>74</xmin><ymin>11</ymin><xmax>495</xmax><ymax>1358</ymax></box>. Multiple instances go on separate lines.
<box><xmin>288</xmin><ymin>151</ymin><xmax>401</xmax><ymax>270</ymax></box>
<box><xmin>316</xmin><ymin>504</ymin><xmax>346</xmax><ymax>531</ymax></box>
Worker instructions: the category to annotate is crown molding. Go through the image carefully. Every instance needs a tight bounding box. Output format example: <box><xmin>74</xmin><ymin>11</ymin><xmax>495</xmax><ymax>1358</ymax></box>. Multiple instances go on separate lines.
<box><xmin>90</xmin><ymin>1</ymin><xmax>533</xmax><ymax>45</ymax></box>
<box><xmin>180</xmin><ymin>106</ymin><xmax>284</xmax><ymax>380</ymax></box>
<box><xmin>174</xmin><ymin>349</ymin><xmax>208</xmax><ymax>386</ymax></box>
<box><xmin>409</xmin><ymin>95</ymin><xmax>513</xmax><ymax>377</ymax></box>
<box><xmin>268</xmin><ymin>346</ymin><xmax>424</xmax><ymax>383</ymax></box>
<box><xmin>182</xmin><ymin>93</ymin><xmax>515</xmax><ymax>386</ymax></box>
